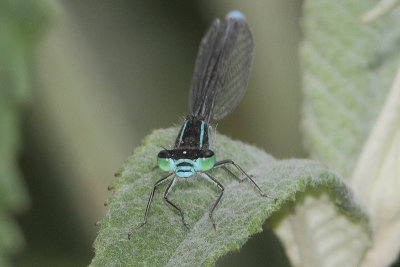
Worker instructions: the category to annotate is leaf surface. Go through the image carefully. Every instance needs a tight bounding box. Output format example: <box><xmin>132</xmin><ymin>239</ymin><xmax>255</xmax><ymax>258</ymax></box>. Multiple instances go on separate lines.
<box><xmin>91</xmin><ymin>128</ymin><xmax>370</xmax><ymax>267</ymax></box>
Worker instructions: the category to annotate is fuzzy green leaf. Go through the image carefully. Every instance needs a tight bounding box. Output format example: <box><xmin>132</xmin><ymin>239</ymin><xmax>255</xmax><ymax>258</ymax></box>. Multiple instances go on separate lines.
<box><xmin>91</xmin><ymin>127</ymin><xmax>370</xmax><ymax>266</ymax></box>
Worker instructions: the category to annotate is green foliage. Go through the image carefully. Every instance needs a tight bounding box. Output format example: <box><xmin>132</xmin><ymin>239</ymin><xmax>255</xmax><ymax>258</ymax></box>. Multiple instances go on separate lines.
<box><xmin>0</xmin><ymin>0</ymin><xmax>51</xmax><ymax>265</ymax></box>
<box><xmin>296</xmin><ymin>0</ymin><xmax>400</xmax><ymax>266</ymax></box>
<box><xmin>301</xmin><ymin>0</ymin><xmax>400</xmax><ymax>178</ymax></box>
<box><xmin>91</xmin><ymin>127</ymin><xmax>369</xmax><ymax>266</ymax></box>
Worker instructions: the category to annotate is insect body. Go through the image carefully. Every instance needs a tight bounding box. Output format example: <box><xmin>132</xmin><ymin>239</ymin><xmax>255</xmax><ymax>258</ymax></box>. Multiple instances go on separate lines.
<box><xmin>131</xmin><ymin>11</ymin><xmax>271</xmax><ymax>235</ymax></box>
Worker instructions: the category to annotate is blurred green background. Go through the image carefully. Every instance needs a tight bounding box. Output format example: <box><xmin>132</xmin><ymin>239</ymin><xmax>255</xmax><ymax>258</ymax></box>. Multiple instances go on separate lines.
<box><xmin>2</xmin><ymin>0</ymin><xmax>303</xmax><ymax>266</ymax></box>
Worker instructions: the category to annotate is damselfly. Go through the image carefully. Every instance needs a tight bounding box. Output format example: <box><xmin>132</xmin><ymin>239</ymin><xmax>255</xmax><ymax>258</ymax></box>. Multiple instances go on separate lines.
<box><xmin>131</xmin><ymin>11</ymin><xmax>272</xmax><ymax>235</ymax></box>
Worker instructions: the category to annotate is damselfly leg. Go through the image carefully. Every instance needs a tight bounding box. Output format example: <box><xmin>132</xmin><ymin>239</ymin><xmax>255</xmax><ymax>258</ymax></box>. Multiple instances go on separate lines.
<box><xmin>164</xmin><ymin>177</ymin><xmax>188</xmax><ymax>228</ymax></box>
<box><xmin>214</xmin><ymin>160</ymin><xmax>275</xmax><ymax>199</ymax></box>
<box><xmin>203</xmin><ymin>172</ymin><xmax>224</xmax><ymax>230</ymax></box>
<box><xmin>128</xmin><ymin>173</ymin><xmax>173</xmax><ymax>239</ymax></box>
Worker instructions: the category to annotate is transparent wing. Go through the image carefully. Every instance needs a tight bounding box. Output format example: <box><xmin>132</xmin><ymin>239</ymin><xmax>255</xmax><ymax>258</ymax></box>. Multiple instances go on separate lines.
<box><xmin>189</xmin><ymin>12</ymin><xmax>254</xmax><ymax>122</ymax></box>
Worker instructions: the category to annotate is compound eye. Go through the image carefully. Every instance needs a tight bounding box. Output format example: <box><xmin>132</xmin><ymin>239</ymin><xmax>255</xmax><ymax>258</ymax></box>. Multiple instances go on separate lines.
<box><xmin>199</xmin><ymin>149</ymin><xmax>214</xmax><ymax>158</ymax></box>
<box><xmin>157</xmin><ymin>150</ymin><xmax>171</xmax><ymax>171</ymax></box>
<box><xmin>197</xmin><ymin>150</ymin><xmax>216</xmax><ymax>171</ymax></box>
<box><xmin>157</xmin><ymin>150</ymin><xmax>170</xmax><ymax>158</ymax></box>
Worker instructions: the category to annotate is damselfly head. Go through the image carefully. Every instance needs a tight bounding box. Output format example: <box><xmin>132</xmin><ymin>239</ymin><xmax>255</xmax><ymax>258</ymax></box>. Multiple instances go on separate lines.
<box><xmin>157</xmin><ymin>148</ymin><xmax>216</xmax><ymax>175</ymax></box>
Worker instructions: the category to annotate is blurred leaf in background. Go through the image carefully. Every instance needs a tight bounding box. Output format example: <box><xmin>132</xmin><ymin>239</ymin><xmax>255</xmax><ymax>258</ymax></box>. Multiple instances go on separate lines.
<box><xmin>275</xmin><ymin>0</ymin><xmax>400</xmax><ymax>266</ymax></box>
<box><xmin>0</xmin><ymin>0</ymin><xmax>50</xmax><ymax>266</ymax></box>
<box><xmin>300</xmin><ymin>1</ymin><xmax>400</xmax><ymax>266</ymax></box>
